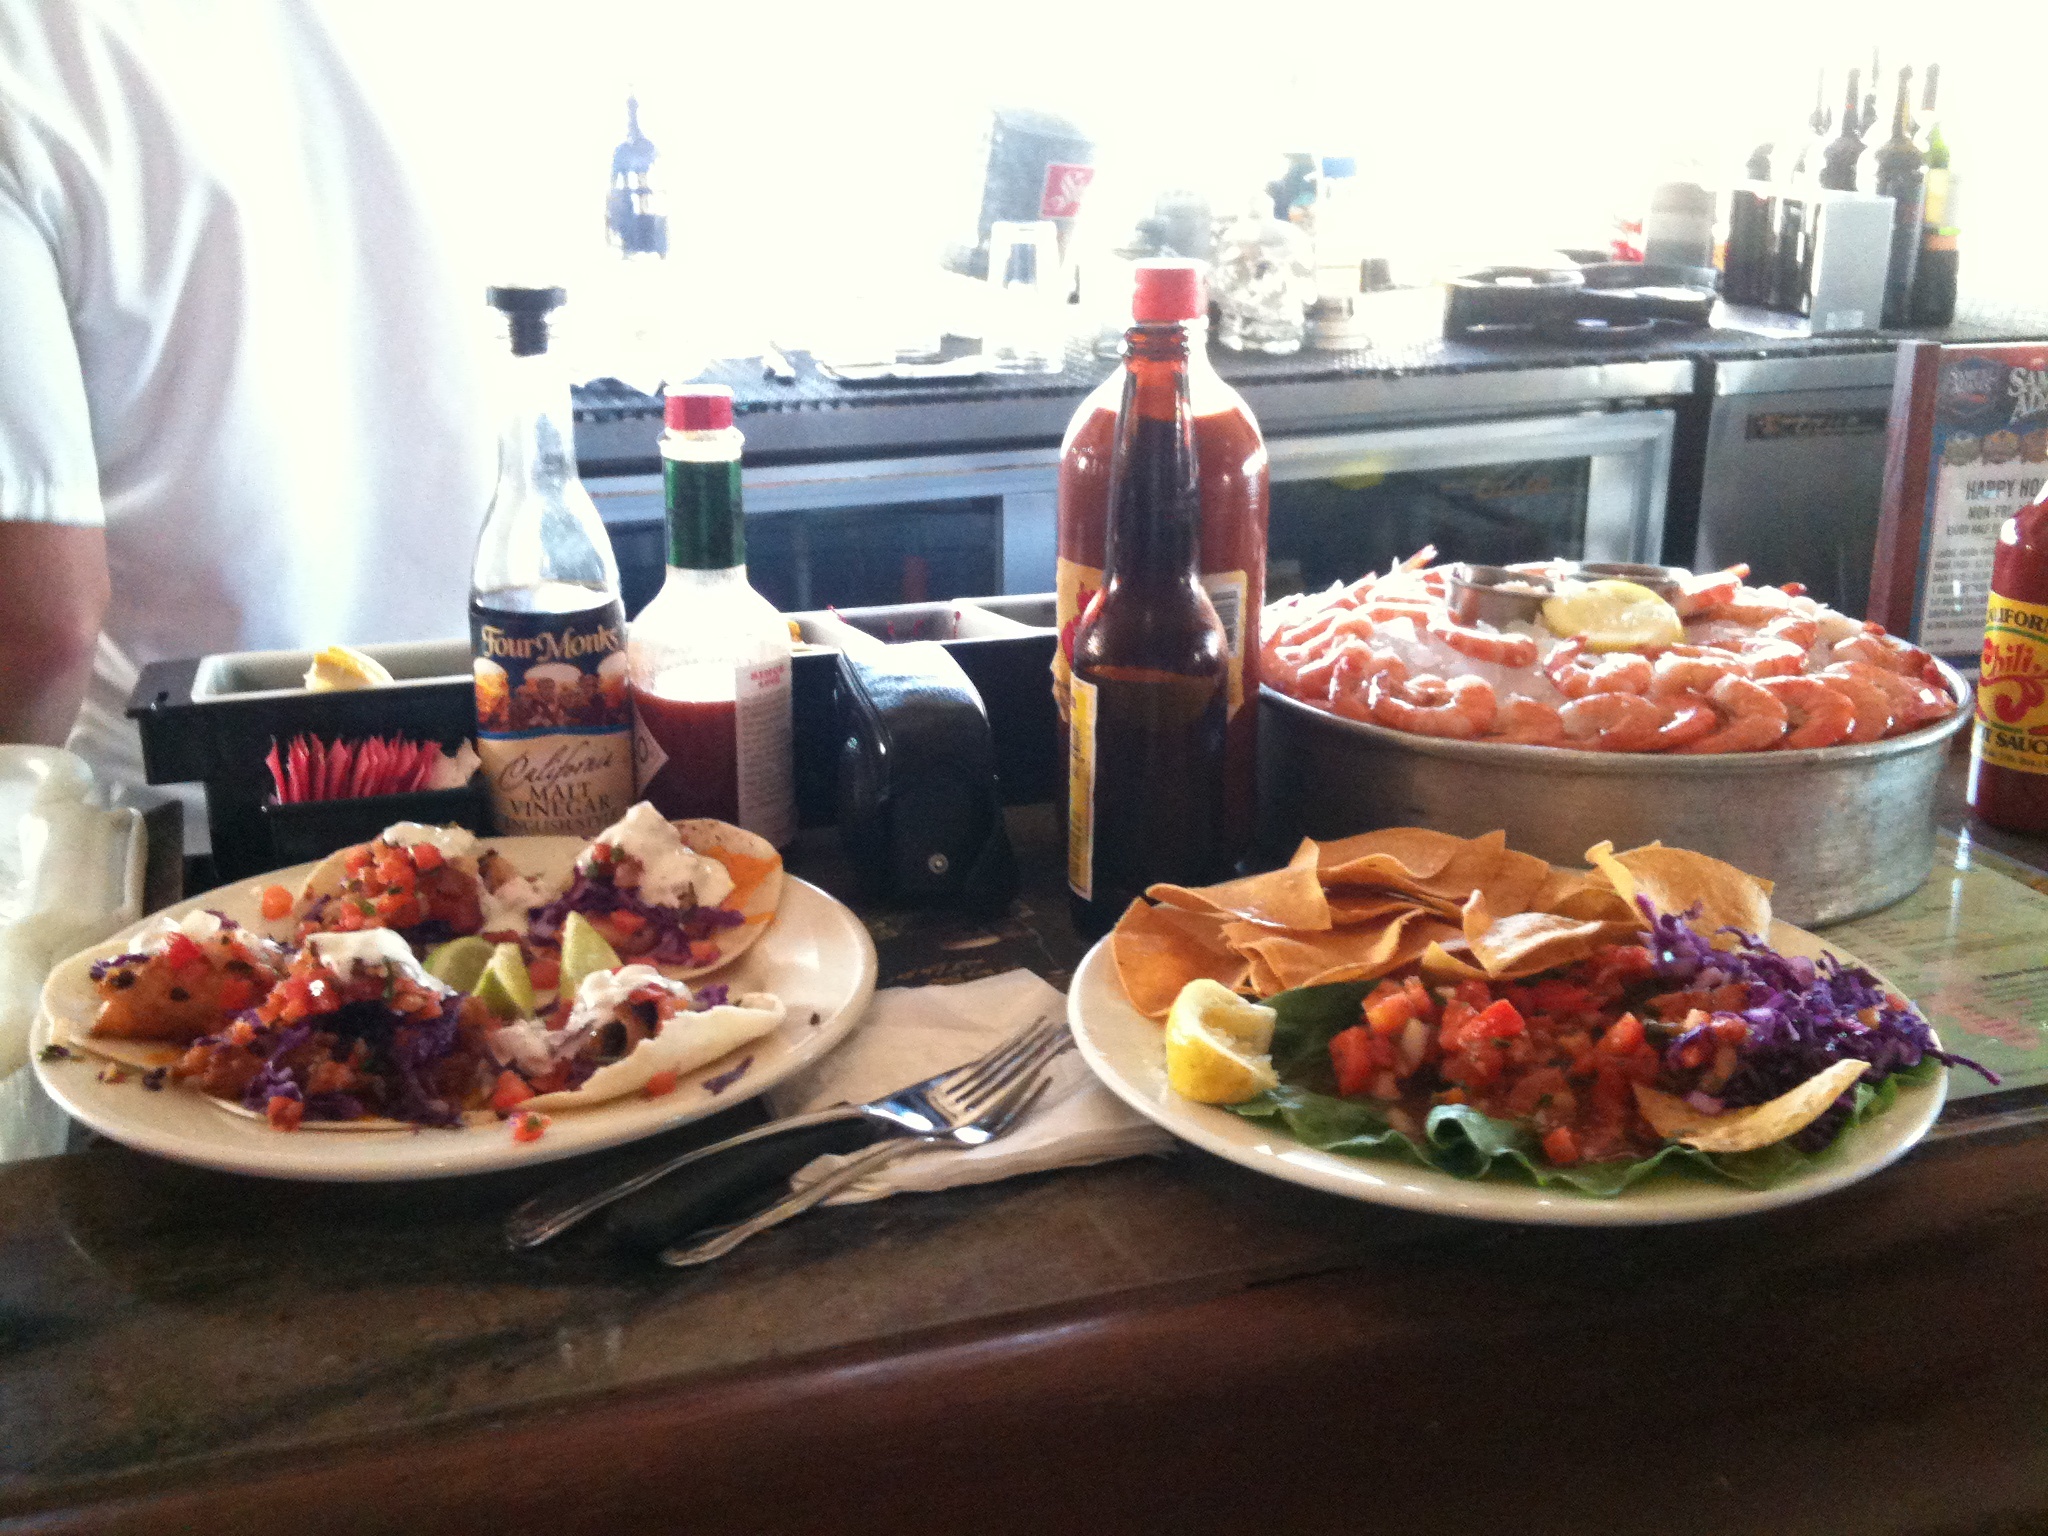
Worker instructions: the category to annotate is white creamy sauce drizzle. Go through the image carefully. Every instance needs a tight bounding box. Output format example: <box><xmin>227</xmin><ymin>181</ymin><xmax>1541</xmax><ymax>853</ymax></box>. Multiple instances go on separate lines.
<box><xmin>479</xmin><ymin>871</ymin><xmax>552</xmax><ymax>932</ymax></box>
<box><xmin>566</xmin><ymin>963</ymin><xmax>686</xmax><ymax>1032</ymax></box>
<box><xmin>379</xmin><ymin>822</ymin><xmax>481</xmax><ymax>862</ymax></box>
<box><xmin>305</xmin><ymin>928</ymin><xmax>447</xmax><ymax>989</ymax></box>
<box><xmin>577</xmin><ymin>802</ymin><xmax>733</xmax><ymax>909</ymax></box>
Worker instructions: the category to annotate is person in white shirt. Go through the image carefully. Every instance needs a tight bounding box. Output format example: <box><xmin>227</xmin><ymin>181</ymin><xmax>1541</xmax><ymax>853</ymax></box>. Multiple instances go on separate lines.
<box><xmin>0</xmin><ymin>0</ymin><xmax>491</xmax><ymax>837</ymax></box>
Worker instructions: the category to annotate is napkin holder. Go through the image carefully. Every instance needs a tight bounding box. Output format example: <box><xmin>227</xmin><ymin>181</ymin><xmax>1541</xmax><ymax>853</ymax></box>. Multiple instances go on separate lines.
<box><xmin>834</xmin><ymin>638</ymin><xmax>1016</xmax><ymax>913</ymax></box>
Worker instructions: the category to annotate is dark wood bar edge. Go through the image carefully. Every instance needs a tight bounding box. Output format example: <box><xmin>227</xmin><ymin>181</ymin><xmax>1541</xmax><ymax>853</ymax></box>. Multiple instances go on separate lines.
<box><xmin>8</xmin><ymin>1130</ymin><xmax>2048</xmax><ymax>1536</ymax></box>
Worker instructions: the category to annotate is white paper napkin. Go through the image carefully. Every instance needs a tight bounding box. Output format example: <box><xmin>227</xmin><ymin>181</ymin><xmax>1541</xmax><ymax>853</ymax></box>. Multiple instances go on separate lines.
<box><xmin>766</xmin><ymin>968</ymin><xmax>1174</xmax><ymax>1203</ymax></box>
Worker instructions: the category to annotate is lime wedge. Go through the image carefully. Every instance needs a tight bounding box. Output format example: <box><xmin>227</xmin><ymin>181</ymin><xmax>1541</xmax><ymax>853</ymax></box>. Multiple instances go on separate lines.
<box><xmin>1541</xmin><ymin>579</ymin><xmax>1685</xmax><ymax>653</ymax></box>
<box><xmin>559</xmin><ymin>911</ymin><xmax>622</xmax><ymax>1002</ymax></box>
<box><xmin>474</xmin><ymin>942</ymin><xmax>536</xmax><ymax>1019</ymax></box>
<box><xmin>423</xmin><ymin>935</ymin><xmax>496</xmax><ymax>994</ymax></box>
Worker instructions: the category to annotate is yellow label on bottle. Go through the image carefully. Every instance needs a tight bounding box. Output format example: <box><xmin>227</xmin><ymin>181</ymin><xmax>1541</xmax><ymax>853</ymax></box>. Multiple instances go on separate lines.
<box><xmin>1204</xmin><ymin>568</ymin><xmax>1249</xmax><ymax>716</ymax></box>
<box><xmin>1052</xmin><ymin>557</ymin><xmax>1103</xmax><ymax>723</ymax></box>
<box><xmin>1067</xmin><ymin>675</ymin><xmax>1097</xmax><ymax>898</ymax></box>
<box><xmin>1976</xmin><ymin>594</ymin><xmax>2048</xmax><ymax>776</ymax></box>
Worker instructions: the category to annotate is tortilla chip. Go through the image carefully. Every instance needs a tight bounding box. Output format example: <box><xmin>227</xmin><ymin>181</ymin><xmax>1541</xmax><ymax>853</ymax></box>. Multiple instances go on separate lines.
<box><xmin>1325</xmin><ymin>893</ymin><xmax>1425</xmax><ymax>927</ymax></box>
<box><xmin>1466</xmin><ymin>911</ymin><xmax>1638</xmax><ymax>978</ymax></box>
<box><xmin>1586</xmin><ymin>840</ymin><xmax>1774</xmax><ymax>944</ymax></box>
<box><xmin>1223</xmin><ymin>911</ymin><xmax>1461</xmax><ymax>994</ymax></box>
<box><xmin>1632</xmin><ymin>1059</ymin><xmax>1869</xmax><ymax>1153</ymax></box>
<box><xmin>1148</xmin><ymin>844</ymin><xmax>1332</xmax><ymax>931</ymax></box>
<box><xmin>1314</xmin><ymin>828</ymin><xmax>1467</xmax><ymax>884</ymax></box>
<box><xmin>1112</xmin><ymin>901</ymin><xmax>1252</xmax><ymax>1018</ymax></box>
<box><xmin>1419</xmin><ymin>940</ymin><xmax>1490</xmax><ymax>983</ymax></box>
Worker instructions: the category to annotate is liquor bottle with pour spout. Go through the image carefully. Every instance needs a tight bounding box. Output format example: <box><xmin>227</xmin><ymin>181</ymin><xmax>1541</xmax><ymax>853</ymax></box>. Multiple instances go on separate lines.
<box><xmin>469</xmin><ymin>286</ymin><xmax>636</xmax><ymax>836</ymax></box>
<box><xmin>624</xmin><ymin>385</ymin><xmax>795</xmax><ymax>846</ymax></box>
<box><xmin>1067</xmin><ymin>262</ymin><xmax>1230</xmax><ymax>938</ymax></box>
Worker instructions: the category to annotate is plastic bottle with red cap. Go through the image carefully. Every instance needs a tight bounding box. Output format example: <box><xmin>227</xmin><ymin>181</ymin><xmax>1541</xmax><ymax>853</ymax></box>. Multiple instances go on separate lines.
<box><xmin>623</xmin><ymin>385</ymin><xmax>795</xmax><ymax>844</ymax></box>
<box><xmin>1055</xmin><ymin>258</ymin><xmax>1270</xmax><ymax>883</ymax></box>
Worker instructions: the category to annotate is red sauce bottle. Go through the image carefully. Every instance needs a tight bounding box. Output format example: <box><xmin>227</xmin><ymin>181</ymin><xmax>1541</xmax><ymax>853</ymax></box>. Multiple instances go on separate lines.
<box><xmin>1968</xmin><ymin>482</ymin><xmax>2048</xmax><ymax>833</ymax></box>
<box><xmin>1055</xmin><ymin>259</ymin><xmax>1269</xmax><ymax>864</ymax></box>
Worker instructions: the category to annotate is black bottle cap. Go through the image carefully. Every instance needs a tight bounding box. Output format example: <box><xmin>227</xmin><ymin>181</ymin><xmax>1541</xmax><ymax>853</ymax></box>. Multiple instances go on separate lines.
<box><xmin>486</xmin><ymin>286</ymin><xmax>567</xmax><ymax>357</ymax></box>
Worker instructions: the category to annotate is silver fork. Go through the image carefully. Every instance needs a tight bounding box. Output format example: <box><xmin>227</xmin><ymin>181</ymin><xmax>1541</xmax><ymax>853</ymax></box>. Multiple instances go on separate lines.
<box><xmin>504</xmin><ymin>1014</ymin><xmax>1068</xmax><ymax>1249</ymax></box>
<box><xmin>659</xmin><ymin>1049</ymin><xmax>1063</xmax><ymax>1267</ymax></box>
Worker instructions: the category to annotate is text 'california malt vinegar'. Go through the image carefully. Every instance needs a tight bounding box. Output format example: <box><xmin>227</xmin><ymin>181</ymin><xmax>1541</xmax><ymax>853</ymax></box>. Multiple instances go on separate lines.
<box><xmin>470</xmin><ymin>286</ymin><xmax>636</xmax><ymax>836</ymax></box>
<box><xmin>1067</xmin><ymin>262</ymin><xmax>1231</xmax><ymax>938</ymax></box>
<box><xmin>1055</xmin><ymin>259</ymin><xmax>1269</xmax><ymax>874</ymax></box>
<box><xmin>1969</xmin><ymin>474</ymin><xmax>2048</xmax><ymax>835</ymax></box>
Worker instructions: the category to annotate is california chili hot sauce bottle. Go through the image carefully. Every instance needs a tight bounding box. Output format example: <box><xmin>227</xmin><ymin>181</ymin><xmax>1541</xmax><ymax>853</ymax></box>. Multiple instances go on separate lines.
<box><xmin>1067</xmin><ymin>267</ymin><xmax>1230</xmax><ymax>939</ymax></box>
<box><xmin>1056</xmin><ymin>259</ymin><xmax>1269</xmax><ymax>865</ymax></box>
<box><xmin>1968</xmin><ymin>479</ymin><xmax>2048</xmax><ymax>834</ymax></box>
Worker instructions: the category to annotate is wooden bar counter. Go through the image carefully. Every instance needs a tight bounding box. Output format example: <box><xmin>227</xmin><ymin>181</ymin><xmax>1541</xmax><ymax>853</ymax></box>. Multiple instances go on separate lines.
<box><xmin>3</xmin><ymin>764</ymin><xmax>2046</xmax><ymax>1536</ymax></box>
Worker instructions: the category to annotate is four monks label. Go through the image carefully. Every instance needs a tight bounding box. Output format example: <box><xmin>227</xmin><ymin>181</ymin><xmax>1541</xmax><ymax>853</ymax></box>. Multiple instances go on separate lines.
<box><xmin>469</xmin><ymin>285</ymin><xmax>636</xmax><ymax>835</ymax></box>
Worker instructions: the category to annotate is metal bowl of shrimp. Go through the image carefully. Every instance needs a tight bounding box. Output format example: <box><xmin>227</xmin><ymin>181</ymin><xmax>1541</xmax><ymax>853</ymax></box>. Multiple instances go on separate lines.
<box><xmin>1257</xmin><ymin>556</ymin><xmax>1973</xmax><ymax>928</ymax></box>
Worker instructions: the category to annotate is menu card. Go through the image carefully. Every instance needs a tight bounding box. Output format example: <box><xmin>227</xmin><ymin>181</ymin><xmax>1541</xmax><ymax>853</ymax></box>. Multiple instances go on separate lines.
<box><xmin>1823</xmin><ymin>833</ymin><xmax>2048</xmax><ymax>1100</ymax></box>
<box><xmin>1870</xmin><ymin>340</ymin><xmax>2048</xmax><ymax>666</ymax></box>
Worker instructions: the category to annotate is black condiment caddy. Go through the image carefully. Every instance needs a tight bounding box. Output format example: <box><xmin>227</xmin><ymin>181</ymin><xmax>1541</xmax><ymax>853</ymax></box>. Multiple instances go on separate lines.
<box><xmin>128</xmin><ymin>602</ymin><xmax>1058</xmax><ymax>881</ymax></box>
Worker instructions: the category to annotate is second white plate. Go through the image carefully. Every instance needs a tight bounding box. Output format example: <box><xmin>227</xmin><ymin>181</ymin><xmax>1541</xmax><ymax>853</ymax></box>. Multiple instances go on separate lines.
<box><xmin>1067</xmin><ymin>922</ymin><xmax>1946</xmax><ymax>1226</ymax></box>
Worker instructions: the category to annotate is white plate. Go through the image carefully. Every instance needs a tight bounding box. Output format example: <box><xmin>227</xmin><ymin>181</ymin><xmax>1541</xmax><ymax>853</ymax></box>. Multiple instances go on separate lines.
<box><xmin>31</xmin><ymin>838</ymin><xmax>877</xmax><ymax>1181</ymax></box>
<box><xmin>1068</xmin><ymin>922</ymin><xmax>1947</xmax><ymax>1226</ymax></box>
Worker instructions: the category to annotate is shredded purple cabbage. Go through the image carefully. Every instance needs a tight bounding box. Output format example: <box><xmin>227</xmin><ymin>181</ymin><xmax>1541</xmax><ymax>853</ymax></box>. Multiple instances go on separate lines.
<box><xmin>527</xmin><ymin>873</ymin><xmax>745</xmax><ymax>965</ymax></box>
<box><xmin>1641</xmin><ymin>899</ymin><xmax>1997</xmax><ymax>1149</ymax></box>
<box><xmin>89</xmin><ymin>952</ymin><xmax>148</xmax><ymax>982</ymax></box>
<box><xmin>692</xmin><ymin>983</ymin><xmax>729</xmax><ymax>1010</ymax></box>
<box><xmin>703</xmin><ymin>1054</ymin><xmax>754</xmax><ymax>1094</ymax></box>
<box><xmin>226</xmin><ymin>997</ymin><xmax>467</xmax><ymax>1128</ymax></box>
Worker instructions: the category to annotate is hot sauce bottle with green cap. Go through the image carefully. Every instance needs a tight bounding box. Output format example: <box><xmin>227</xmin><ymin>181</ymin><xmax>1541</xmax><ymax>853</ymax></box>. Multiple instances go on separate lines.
<box><xmin>1969</xmin><ymin>480</ymin><xmax>2048</xmax><ymax>834</ymax></box>
<box><xmin>625</xmin><ymin>386</ymin><xmax>796</xmax><ymax>846</ymax></box>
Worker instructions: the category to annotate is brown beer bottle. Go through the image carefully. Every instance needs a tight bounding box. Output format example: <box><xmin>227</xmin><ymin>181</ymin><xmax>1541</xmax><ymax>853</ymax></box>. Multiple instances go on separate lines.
<box><xmin>1056</xmin><ymin>261</ymin><xmax>1267</xmax><ymax>865</ymax></box>
<box><xmin>1067</xmin><ymin>262</ymin><xmax>1229</xmax><ymax>938</ymax></box>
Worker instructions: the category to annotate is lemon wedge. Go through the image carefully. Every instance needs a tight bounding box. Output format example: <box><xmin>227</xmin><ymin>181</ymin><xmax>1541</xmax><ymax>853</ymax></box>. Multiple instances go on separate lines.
<box><xmin>303</xmin><ymin>645</ymin><xmax>393</xmax><ymax>692</ymax></box>
<box><xmin>1163</xmin><ymin>979</ymin><xmax>1280</xmax><ymax>1105</ymax></box>
<box><xmin>473</xmin><ymin>942</ymin><xmax>536</xmax><ymax>1019</ymax></box>
<box><xmin>423</xmin><ymin>935</ymin><xmax>497</xmax><ymax>994</ymax></box>
<box><xmin>558</xmin><ymin>911</ymin><xmax>622</xmax><ymax>1002</ymax></box>
<box><xmin>1540</xmin><ymin>579</ymin><xmax>1684</xmax><ymax>653</ymax></box>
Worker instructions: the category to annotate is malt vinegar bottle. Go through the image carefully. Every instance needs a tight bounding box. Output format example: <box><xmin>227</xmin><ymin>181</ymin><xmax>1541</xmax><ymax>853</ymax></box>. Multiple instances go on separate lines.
<box><xmin>469</xmin><ymin>286</ymin><xmax>636</xmax><ymax>835</ymax></box>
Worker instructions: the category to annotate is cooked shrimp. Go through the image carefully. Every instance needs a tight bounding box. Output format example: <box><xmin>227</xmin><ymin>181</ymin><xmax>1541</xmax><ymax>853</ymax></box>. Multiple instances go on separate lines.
<box><xmin>1816</xmin><ymin>667</ymin><xmax>1894</xmax><ymax>744</ymax></box>
<box><xmin>1490</xmin><ymin>696</ymin><xmax>1566</xmax><ymax>745</ymax></box>
<box><xmin>1698</xmin><ymin>583</ymin><xmax>1802</xmax><ymax>626</ymax></box>
<box><xmin>1676</xmin><ymin>674</ymin><xmax>1789</xmax><ymax>754</ymax></box>
<box><xmin>1758</xmin><ymin>613</ymin><xmax>1821</xmax><ymax>651</ymax></box>
<box><xmin>1559</xmin><ymin>692</ymin><xmax>1667</xmax><ymax>751</ymax></box>
<box><xmin>1734</xmin><ymin>638</ymin><xmax>1807</xmax><ymax>679</ymax></box>
<box><xmin>1266</xmin><ymin>607</ymin><xmax>1344</xmax><ymax>652</ymax></box>
<box><xmin>1673</xmin><ymin>564</ymin><xmax>1749</xmax><ymax>617</ymax></box>
<box><xmin>1650</xmin><ymin>650</ymin><xmax>1741</xmax><ymax>699</ymax></box>
<box><xmin>1368</xmin><ymin>672</ymin><xmax>1497</xmax><ymax>739</ymax></box>
<box><xmin>1830</xmin><ymin>631</ymin><xmax>1933</xmax><ymax>677</ymax></box>
<box><xmin>1759</xmin><ymin>675</ymin><xmax>1855</xmax><ymax>749</ymax></box>
<box><xmin>1545</xmin><ymin>642</ymin><xmax>1653</xmax><ymax>698</ymax></box>
<box><xmin>1327</xmin><ymin>646</ymin><xmax>1410</xmax><ymax>721</ymax></box>
<box><xmin>1825</xmin><ymin>660</ymin><xmax>1955</xmax><ymax>733</ymax></box>
<box><xmin>1427</xmin><ymin>616</ymin><xmax>1539</xmax><ymax>668</ymax></box>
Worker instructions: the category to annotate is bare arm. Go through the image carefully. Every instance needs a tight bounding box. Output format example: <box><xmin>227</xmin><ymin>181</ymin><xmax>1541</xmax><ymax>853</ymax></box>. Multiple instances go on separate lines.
<box><xmin>0</xmin><ymin>521</ymin><xmax>109</xmax><ymax>744</ymax></box>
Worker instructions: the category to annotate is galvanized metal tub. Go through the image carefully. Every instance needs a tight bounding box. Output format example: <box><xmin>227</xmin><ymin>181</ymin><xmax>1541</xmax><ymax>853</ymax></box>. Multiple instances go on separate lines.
<box><xmin>1257</xmin><ymin>662</ymin><xmax>1973</xmax><ymax>929</ymax></box>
